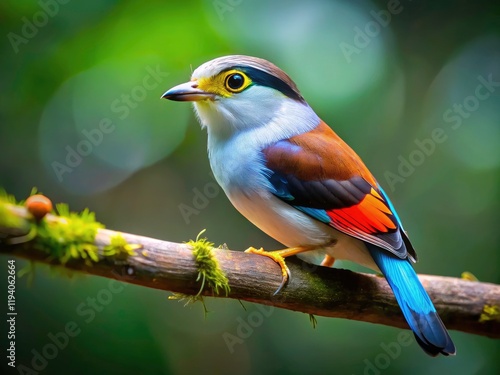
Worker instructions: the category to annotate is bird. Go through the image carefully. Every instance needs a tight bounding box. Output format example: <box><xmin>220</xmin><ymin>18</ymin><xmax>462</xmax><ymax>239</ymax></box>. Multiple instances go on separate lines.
<box><xmin>162</xmin><ymin>55</ymin><xmax>456</xmax><ymax>356</ymax></box>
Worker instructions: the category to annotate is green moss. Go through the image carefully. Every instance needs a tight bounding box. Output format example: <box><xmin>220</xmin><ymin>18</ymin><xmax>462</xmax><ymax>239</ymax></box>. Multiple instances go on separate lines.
<box><xmin>36</xmin><ymin>203</ymin><xmax>104</xmax><ymax>265</ymax></box>
<box><xmin>18</xmin><ymin>261</ymin><xmax>36</xmax><ymax>286</ymax></box>
<box><xmin>0</xmin><ymin>189</ymin><xmax>23</xmax><ymax>228</ymax></box>
<box><xmin>169</xmin><ymin>292</ymin><xmax>209</xmax><ymax>316</ymax></box>
<box><xmin>309</xmin><ymin>313</ymin><xmax>318</xmax><ymax>329</ymax></box>
<box><xmin>0</xmin><ymin>189</ymin><xmax>18</xmax><ymax>205</ymax></box>
<box><xmin>2</xmin><ymin>189</ymin><xmax>138</xmax><ymax>274</ymax></box>
<box><xmin>187</xmin><ymin>230</ymin><xmax>230</xmax><ymax>297</ymax></box>
<box><xmin>479</xmin><ymin>304</ymin><xmax>500</xmax><ymax>322</ymax></box>
<box><xmin>103</xmin><ymin>233</ymin><xmax>141</xmax><ymax>259</ymax></box>
<box><xmin>461</xmin><ymin>271</ymin><xmax>479</xmax><ymax>281</ymax></box>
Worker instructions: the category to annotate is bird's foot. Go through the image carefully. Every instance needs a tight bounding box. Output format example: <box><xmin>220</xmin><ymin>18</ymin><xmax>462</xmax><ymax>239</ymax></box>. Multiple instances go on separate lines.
<box><xmin>244</xmin><ymin>247</ymin><xmax>290</xmax><ymax>295</ymax></box>
<box><xmin>245</xmin><ymin>245</ymin><xmax>315</xmax><ymax>294</ymax></box>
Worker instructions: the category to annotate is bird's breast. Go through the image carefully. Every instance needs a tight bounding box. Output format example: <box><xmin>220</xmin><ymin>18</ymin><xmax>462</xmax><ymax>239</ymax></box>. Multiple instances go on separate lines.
<box><xmin>207</xmin><ymin>130</ymin><xmax>376</xmax><ymax>270</ymax></box>
<box><xmin>227</xmin><ymin>187</ymin><xmax>334</xmax><ymax>247</ymax></box>
<box><xmin>208</xmin><ymin>133</ymin><xmax>328</xmax><ymax>246</ymax></box>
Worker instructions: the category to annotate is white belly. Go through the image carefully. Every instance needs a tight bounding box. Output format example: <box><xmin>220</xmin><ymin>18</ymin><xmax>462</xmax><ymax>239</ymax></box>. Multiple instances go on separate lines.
<box><xmin>227</xmin><ymin>189</ymin><xmax>378</xmax><ymax>271</ymax></box>
<box><xmin>206</xmin><ymin>125</ymin><xmax>377</xmax><ymax>271</ymax></box>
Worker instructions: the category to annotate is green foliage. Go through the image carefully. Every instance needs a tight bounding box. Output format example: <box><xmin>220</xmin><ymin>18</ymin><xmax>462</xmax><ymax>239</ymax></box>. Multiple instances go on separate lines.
<box><xmin>0</xmin><ymin>189</ymin><xmax>23</xmax><ymax>228</ymax></box>
<box><xmin>479</xmin><ymin>304</ymin><xmax>500</xmax><ymax>323</ymax></box>
<box><xmin>103</xmin><ymin>233</ymin><xmax>141</xmax><ymax>259</ymax></box>
<box><xmin>1</xmin><ymin>189</ymin><xmax>140</xmax><ymax>267</ymax></box>
<box><xmin>168</xmin><ymin>292</ymin><xmax>209</xmax><ymax>317</ymax></box>
<box><xmin>0</xmin><ymin>189</ymin><xmax>18</xmax><ymax>205</ymax></box>
<box><xmin>461</xmin><ymin>271</ymin><xmax>479</xmax><ymax>281</ymax></box>
<box><xmin>35</xmin><ymin>204</ymin><xmax>140</xmax><ymax>266</ymax></box>
<box><xmin>309</xmin><ymin>313</ymin><xmax>318</xmax><ymax>329</ymax></box>
<box><xmin>187</xmin><ymin>230</ymin><xmax>230</xmax><ymax>297</ymax></box>
<box><xmin>36</xmin><ymin>203</ymin><xmax>104</xmax><ymax>265</ymax></box>
<box><xmin>171</xmin><ymin>231</ymin><xmax>230</xmax><ymax>317</ymax></box>
<box><xmin>17</xmin><ymin>261</ymin><xmax>36</xmax><ymax>286</ymax></box>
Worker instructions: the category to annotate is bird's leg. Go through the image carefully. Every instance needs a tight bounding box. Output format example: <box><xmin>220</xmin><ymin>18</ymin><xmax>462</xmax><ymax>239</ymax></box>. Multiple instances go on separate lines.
<box><xmin>245</xmin><ymin>245</ymin><xmax>318</xmax><ymax>295</ymax></box>
<box><xmin>320</xmin><ymin>254</ymin><xmax>336</xmax><ymax>267</ymax></box>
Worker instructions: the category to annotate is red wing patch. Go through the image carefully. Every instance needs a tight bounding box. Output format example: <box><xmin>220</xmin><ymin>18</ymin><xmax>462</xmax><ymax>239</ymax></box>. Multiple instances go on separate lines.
<box><xmin>327</xmin><ymin>188</ymin><xmax>397</xmax><ymax>235</ymax></box>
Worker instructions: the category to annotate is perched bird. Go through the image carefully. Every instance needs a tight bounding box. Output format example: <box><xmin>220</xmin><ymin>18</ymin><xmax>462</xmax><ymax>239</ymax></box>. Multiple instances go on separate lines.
<box><xmin>162</xmin><ymin>55</ymin><xmax>455</xmax><ymax>356</ymax></box>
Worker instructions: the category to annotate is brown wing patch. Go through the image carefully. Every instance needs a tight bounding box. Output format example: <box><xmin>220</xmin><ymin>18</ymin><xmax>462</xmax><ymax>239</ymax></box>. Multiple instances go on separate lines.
<box><xmin>265</xmin><ymin>120</ymin><xmax>377</xmax><ymax>185</ymax></box>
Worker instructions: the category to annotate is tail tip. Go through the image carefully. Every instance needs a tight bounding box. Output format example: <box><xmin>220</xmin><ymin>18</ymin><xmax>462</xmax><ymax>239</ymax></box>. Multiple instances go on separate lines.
<box><xmin>413</xmin><ymin>311</ymin><xmax>456</xmax><ymax>356</ymax></box>
<box><xmin>415</xmin><ymin>333</ymin><xmax>456</xmax><ymax>356</ymax></box>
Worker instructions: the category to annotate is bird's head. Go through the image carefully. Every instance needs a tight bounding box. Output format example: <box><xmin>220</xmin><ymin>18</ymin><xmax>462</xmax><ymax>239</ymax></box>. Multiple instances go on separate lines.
<box><xmin>162</xmin><ymin>55</ymin><xmax>317</xmax><ymax>138</ymax></box>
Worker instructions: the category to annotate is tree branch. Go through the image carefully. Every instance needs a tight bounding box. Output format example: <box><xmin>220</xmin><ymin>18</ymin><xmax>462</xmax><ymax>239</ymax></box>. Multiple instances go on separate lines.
<box><xmin>1</xmin><ymin>203</ymin><xmax>499</xmax><ymax>338</ymax></box>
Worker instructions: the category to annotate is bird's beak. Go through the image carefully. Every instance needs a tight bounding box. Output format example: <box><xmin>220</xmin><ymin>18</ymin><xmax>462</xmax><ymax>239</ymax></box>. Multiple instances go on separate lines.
<box><xmin>161</xmin><ymin>81</ymin><xmax>215</xmax><ymax>102</ymax></box>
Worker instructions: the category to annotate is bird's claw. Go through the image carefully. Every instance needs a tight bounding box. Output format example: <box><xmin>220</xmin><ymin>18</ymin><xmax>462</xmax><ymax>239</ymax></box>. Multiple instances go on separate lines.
<box><xmin>245</xmin><ymin>247</ymin><xmax>290</xmax><ymax>295</ymax></box>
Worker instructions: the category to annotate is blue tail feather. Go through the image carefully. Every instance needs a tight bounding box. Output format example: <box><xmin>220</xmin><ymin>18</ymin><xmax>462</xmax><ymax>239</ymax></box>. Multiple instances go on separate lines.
<box><xmin>367</xmin><ymin>244</ymin><xmax>456</xmax><ymax>356</ymax></box>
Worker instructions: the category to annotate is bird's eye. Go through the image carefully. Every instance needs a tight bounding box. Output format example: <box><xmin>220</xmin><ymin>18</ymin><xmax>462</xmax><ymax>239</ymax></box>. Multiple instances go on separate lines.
<box><xmin>225</xmin><ymin>73</ymin><xmax>245</xmax><ymax>92</ymax></box>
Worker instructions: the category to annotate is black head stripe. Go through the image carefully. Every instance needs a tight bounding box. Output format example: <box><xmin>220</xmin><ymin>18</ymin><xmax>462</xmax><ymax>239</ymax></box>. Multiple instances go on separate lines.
<box><xmin>230</xmin><ymin>66</ymin><xmax>305</xmax><ymax>102</ymax></box>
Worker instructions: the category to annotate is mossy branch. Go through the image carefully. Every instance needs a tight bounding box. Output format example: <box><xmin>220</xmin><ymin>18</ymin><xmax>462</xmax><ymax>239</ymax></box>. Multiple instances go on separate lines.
<box><xmin>1</xmin><ymin>200</ymin><xmax>499</xmax><ymax>339</ymax></box>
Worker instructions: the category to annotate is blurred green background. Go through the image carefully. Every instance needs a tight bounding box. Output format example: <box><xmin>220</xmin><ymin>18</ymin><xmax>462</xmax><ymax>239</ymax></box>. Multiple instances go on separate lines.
<box><xmin>1</xmin><ymin>0</ymin><xmax>499</xmax><ymax>374</ymax></box>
